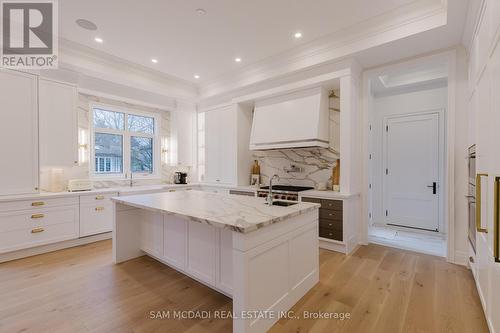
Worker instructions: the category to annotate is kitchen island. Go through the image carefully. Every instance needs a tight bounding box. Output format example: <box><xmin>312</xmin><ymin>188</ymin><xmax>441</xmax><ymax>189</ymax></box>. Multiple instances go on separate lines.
<box><xmin>112</xmin><ymin>190</ymin><xmax>320</xmax><ymax>333</ymax></box>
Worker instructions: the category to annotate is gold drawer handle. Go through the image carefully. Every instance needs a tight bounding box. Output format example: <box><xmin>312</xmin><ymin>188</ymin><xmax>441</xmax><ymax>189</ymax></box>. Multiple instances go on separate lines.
<box><xmin>31</xmin><ymin>214</ymin><xmax>45</xmax><ymax>219</ymax></box>
<box><xmin>95</xmin><ymin>195</ymin><xmax>105</xmax><ymax>200</ymax></box>
<box><xmin>31</xmin><ymin>201</ymin><xmax>45</xmax><ymax>207</ymax></box>
<box><xmin>168</xmin><ymin>189</ymin><xmax>176</xmax><ymax>192</ymax></box>
<box><xmin>95</xmin><ymin>206</ymin><xmax>105</xmax><ymax>212</ymax></box>
<box><xmin>31</xmin><ymin>227</ymin><xmax>44</xmax><ymax>234</ymax></box>
<box><xmin>476</xmin><ymin>173</ymin><xmax>488</xmax><ymax>233</ymax></box>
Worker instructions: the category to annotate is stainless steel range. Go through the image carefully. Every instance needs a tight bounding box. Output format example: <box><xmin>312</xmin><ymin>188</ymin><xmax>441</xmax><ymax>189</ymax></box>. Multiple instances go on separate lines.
<box><xmin>257</xmin><ymin>185</ymin><xmax>314</xmax><ymax>201</ymax></box>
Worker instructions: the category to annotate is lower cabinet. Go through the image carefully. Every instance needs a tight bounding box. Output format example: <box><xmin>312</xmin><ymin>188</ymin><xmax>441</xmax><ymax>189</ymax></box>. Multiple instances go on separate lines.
<box><xmin>79</xmin><ymin>192</ymin><xmax>118</xmax><ymax>237</ymax></box>
<box><xmin>140</xmin><ymin>211</ymin><xmax>233</xmax><ymax>296</ymax></box>
<box><xmin>0</xmin><ymin>197</ymin><xmax>79</xmax><ymax>254</ymax></box>
<box><xmin>301</xmin><ymin>197</ymin><xmax>343</xmax><ymax>241</ymax></box>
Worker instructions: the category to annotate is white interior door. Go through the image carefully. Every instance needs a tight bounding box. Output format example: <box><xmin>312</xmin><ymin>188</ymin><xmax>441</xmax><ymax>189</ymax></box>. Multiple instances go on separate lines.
<box><xmin>383</xmin><ymin>112</ymin><xmax>441</xmax><ymax>231</ymax></box>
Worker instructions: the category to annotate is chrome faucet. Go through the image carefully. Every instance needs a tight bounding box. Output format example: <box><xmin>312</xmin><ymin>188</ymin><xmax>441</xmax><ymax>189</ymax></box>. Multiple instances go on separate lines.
<box><xmin>268</xmin><ymin>174</ymin><xmax>280</xmax><ymax>205</ymax></box>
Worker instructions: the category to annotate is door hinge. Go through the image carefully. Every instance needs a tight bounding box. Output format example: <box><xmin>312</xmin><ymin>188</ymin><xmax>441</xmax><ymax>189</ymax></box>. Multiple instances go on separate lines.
<box><xmin>385</xmin><ymin>168</ymin><xmax>388</xmax><ymax>175</ymax></box>
<box><xmin>369</xmin><ymin>124</ymin><xmax>372</xmax><ymax>131</ymax></box>
<box><xmin>369</xmin><ymin>212</ymin><xmax>372</xmax><ymax>219</ymax></box>
<box><xmin>369</xmin><ymin>183</ymin><xmax>372</xmax><ymax>189</ymax></box>
<box><xmin>369</xmin><ymin>154</ymin><xmax>372</xmax><ymax>160</ymax></box>
<box><xmin>386</xmin><ymin>125</ymin><xmax>388</xmax><ymax>132</ymax></box>
<box><xmin>385</xmin><ymin>210</ymin><xmax>388</xmax><ymax>217</ymax></box>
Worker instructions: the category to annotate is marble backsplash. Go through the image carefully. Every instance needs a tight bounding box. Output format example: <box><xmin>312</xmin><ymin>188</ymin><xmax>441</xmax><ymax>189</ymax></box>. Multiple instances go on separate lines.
<box><xmin>251</xmin><ymin>92</ymin><xmax>340</xmax><ymax>189</ymax></box>
<box><xmin>40</xmin><ymin>93</ymin><xmax>191</xmax><ymax>191</ymax></box>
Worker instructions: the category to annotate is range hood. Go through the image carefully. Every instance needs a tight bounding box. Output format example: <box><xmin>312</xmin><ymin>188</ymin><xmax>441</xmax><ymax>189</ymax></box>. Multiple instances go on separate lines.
<box><xmin>250</xmin><ymin>87</ymin><xmax>330</xmax><ymax>150</ymax></box>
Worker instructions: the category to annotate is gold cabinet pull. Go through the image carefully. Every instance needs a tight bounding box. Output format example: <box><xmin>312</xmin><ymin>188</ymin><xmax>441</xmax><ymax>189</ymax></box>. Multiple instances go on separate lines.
<box><xmin>31</xmin><ymin>201</ymin><xmax>45</xmax><ymax>207</ymax></box>
<box><xmin>31</xmin><ymin>214</ymin><xmax>44</xmax><ymax>219</ymax></box>
<box><xmin>476</xmin><ymin>173</ymin><xmax>489</xmax><ymax>233</ymax></box>
<box><xmin>494</xmin><ymin>177</ymin><xmax>500</xmax><ymax>262</ymax></box>
<box><xmin>31</xmin><ymin>227</ymin><xmax>44</xmax><ymax>234</ymax></box>
<box><xmin>95</xmin><ymin>195</ymin><xmax>105</xmax><ymax>200</ymax></box>
<box><xmin>95</xmin><ymin>206</ymin><xmax>105</xmax><ymax>212</ymax></box>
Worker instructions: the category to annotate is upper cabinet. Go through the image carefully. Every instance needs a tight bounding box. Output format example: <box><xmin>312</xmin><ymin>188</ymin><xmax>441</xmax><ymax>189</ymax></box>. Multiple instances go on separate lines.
<box><xmin>0</xmin><ymin>69</ymin><xmax>39</xmax><ymax>195</ymax></box>
<box><xmin>171</xmin><ymin>103</ymin><xmax>196</xmax><ymax>167</ymax></box>
<box><xmin>203</xmin><ymin>104</ymin><xmax>252</xmax><ymax>185</ymax></box>
<box><xmin>39</xmin><ymin>78</ymin><xmax>78</xmax><ymax>168</ymax></box>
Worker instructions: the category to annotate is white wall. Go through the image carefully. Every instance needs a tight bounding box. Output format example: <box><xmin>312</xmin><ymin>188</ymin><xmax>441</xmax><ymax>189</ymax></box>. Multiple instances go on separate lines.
<box><xmin>370</xmin><ymin>86</ymin><xmax>448</xmax><ymax>225</ymax></box>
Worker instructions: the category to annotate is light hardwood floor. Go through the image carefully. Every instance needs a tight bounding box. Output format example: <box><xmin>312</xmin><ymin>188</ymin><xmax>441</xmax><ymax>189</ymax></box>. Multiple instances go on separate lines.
<box><xmin>0</xmin><ymin>240</ymin><xmax>488</xmax><ymax>333</ymax></box>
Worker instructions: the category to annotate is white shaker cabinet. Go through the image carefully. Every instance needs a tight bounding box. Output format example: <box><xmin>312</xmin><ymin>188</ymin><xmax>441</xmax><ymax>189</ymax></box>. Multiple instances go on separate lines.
<box><xmin>0</xmin><ymin>69</ymin><xmax>39</xmax><ymax>195</ymax></box>
<box><xmin>39</xmin><ymin>78</ymin><xmax>78</xmax><ymax>167</ymax></box>
<box><xmin>204</xmin><ymin>104</ymin><xmax>252</xmax><ymax>185</ymax></box>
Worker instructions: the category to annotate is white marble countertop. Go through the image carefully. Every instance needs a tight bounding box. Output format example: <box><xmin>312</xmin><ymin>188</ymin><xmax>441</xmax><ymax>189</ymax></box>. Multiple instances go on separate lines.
<box><xmin>112</xmin><ymin>190</ymin><xmax>319</xmax><ymax>234</ymax></box>
<box><xmin>299</xmin><ymin>190</ymin><xmax>360</xmax><ymax>200</ymax></box>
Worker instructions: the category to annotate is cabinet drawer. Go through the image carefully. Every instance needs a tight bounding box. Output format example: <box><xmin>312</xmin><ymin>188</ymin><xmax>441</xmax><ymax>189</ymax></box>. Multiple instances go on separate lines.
<box><xmin>0</xmin><ymin>196</ymin><xmax>79</xmax><ymax>212</ymax></box>
<box><xmin>79</xmin><ymin>192</ymin><xmax>117</xmax><ymax>204</ymax></box>
<box><xmin>0</xmin><ymin>206</ymin><xmax>78</xmax><ymax>233</ymax></box>
<box><xmin>301</xmin><ymin>197</ymin><xmax>343</xmax><ymax>210</ymax></box>
<box><xmin>80</xmin><ymin>203</ymin><xmax>113</xmax><ymax>237</ymax></box>
<box><xmin>319</xmin><ymin>219</ymin><xmax>342</xmax><ymax>231</ymax></box>
<box><xmin>320</xmin><ymin>199</ymin><xmax>342</xmax><ymax>210</ymax></box>
<box><xmin>0</xmin><ymin>221</ymin><xmax>78</xmax><ymax>254</ymax></box>
<box><xmin>229</xmin><ymin>190</ymin><xmax>255</xmax><ymax>196</ymax></box>
<box><xmin>319</xmin><ymin>227</ymin><xmax>343</xmax><ymax>241</ymax></box>
<box><xmin>319</xmin><ymin>209</ymin><xmax>343</xmax><ymax>221</ymax></box>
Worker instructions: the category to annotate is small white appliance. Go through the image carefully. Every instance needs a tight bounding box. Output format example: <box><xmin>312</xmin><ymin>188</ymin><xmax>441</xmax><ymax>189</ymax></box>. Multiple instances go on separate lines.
<box><xmin>68</xmin><ymin>179</ymin><xmax>93</xmax><ymax>192</ymax></box>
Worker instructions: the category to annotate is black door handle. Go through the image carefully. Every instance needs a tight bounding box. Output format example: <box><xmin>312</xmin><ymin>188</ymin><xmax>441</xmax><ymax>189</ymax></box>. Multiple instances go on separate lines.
<box><xmin>427</xmin><ymin>182</ymin><xmax>437</xmax><ymax>194</ymax></box>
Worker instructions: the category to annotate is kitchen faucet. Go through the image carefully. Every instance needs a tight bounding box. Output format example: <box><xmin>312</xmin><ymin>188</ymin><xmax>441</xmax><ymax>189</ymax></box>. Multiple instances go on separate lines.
<box><xmin>268</xmin><ymin>174</ymin><xmax>280</xmax><ymax>205</ymax></box>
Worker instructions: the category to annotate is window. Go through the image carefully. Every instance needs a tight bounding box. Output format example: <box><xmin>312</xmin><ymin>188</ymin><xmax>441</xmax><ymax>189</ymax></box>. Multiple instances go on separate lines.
<box><xmin>91</xmin><ymin>106</ymin><xmax>159</xmax><ymax>178</ymax></box>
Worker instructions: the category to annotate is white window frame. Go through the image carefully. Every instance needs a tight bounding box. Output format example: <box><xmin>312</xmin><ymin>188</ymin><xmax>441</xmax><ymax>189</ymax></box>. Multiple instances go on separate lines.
<box><xmin>90</xmin><ymin>102</ymin><xmax>161</xmax><ymax>180</ymax></box>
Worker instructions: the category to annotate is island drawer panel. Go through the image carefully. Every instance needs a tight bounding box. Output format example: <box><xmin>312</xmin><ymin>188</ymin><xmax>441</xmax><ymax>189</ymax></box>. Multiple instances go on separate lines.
<box><xmin>319</xmin><ymin>227</ymin><xmax>343</xmax><ymax>241</ymax></box>
<box><xmin>319</xmin><ymin>219</ymin><xmax>342</xmax><ymax>231</ymax></box>
<box><xmin>319</xmin><ymin>209</ymin><xmax>343</xmax><ymax>221</ymax></box>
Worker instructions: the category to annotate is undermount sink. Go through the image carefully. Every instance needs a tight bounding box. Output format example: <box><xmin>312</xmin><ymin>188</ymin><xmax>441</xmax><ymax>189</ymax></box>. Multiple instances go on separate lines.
<box><xmin>266</xmin><ymin>201</ymin><xmax>298</xmax><ymax>207</ymax></box>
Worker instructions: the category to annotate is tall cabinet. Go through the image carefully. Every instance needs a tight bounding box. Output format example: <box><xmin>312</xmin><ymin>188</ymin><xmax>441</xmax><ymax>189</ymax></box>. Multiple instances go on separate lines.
<box><xmin>203</xmin><ymin>104</ymin><xmax>252</xmax><ymax>185</ymax></box>
<box><xmin>468</xmin><ymin>1</ymin><xmax>500</xmax><ymax>332</ymax></box>
<box><xmin>0</xmin><ymin>69</ymin><xmax>39</xmax><ymax>195</ymax></box>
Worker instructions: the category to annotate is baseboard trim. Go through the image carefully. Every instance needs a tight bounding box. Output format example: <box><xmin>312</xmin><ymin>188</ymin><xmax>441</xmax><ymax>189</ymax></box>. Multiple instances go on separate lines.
<box><xmin>0</xmin><ymin>232</ymin><xmax>112</xmax><ymax>263</ymax></box>
<box><xmin>454</xmin><ymin>250</ymin><xmax>468</xmax><ymax>267</ymax></box>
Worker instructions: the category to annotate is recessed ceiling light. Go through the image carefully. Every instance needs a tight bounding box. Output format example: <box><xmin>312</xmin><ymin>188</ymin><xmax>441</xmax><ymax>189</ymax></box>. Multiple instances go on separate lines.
<box><xmin>194</xmin><ymin>74</ymin><xmax>200</xmax><ymax>79</ymax></box>
<box><xmin>294</xmin><ymin>32</ymin><xmax>302</xmax><ymax>39</ymax></box>
<box><xmin>76</xmin><ymin>19</ymin><xmax>98</xmax><ymax>31</ymax></box>
<box><xmin>94</xmin><ymin>37</ymin><xmax>103</xmax><ymax>43</ymax></box>
<box><xmin>234</xmin><ymin>57</ymin><xmax>242</xmax><ymax>63</ymax></box>
<box><xmin>151</xmin><ymin>58</ymin><xmax>158</xmax><ymax>63</ymax></box>
<box><xmin>196</xmin><ymin>8</ymin><xmax>207</xmax><ymax>16</ymax></box>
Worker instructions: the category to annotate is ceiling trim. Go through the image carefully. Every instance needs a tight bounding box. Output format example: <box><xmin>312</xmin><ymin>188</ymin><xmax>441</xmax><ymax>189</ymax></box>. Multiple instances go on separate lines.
<box><xmin>198</xmin><ymin>0</ymin><xmax>448</xmax><ymax>100</ymax></box>
<box><xmin>59</xmin><ymin>39</ymin><xmax>199</xmax><ymax>101</ymax></box>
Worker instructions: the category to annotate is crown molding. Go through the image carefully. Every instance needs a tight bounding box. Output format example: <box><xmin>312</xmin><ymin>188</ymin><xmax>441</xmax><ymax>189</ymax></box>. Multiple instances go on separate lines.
<box><xmin>58</xmin><ymin>39</ymin><xmax>198</xmax><ymax>101</ymax></box>
<box><xmin>199</xmin><ymin>0</ymin><xmax>447</xmax><ymax>100</ymax></box>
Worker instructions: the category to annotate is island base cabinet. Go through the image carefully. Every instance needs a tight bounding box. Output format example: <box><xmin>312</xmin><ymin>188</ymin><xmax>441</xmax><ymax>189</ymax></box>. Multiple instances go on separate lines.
<box><xmin>113</xmin><ymin>204</ymin><xmax>319</xmax><ymax>333</ymax></box>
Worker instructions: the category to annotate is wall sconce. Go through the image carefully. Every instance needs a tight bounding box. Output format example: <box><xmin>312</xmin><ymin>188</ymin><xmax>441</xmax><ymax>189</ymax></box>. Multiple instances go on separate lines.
<box><xmin>78</xmin><ymin>128</ymin><xmax>88</xmax><ymax>165</ymax></box>
<box><xmin>161</xmin><ymin>136</ymin><xmax>169</xmax><ymax>165</ymax></box>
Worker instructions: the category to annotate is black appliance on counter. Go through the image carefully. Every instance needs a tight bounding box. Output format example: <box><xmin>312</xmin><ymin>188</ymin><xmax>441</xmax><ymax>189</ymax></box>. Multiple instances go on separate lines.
<box><xmin>174</xmin><ymin>172</ymin><xmax>188</xmax><ymax>184</ymax></box>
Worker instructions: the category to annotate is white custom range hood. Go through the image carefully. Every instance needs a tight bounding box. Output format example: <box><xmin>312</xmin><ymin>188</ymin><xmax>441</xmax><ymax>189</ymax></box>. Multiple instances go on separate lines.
<box><xmin>250</xmin><ymin>87</ymin><xmax>330</xmax><ymax>150</ymax></box>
